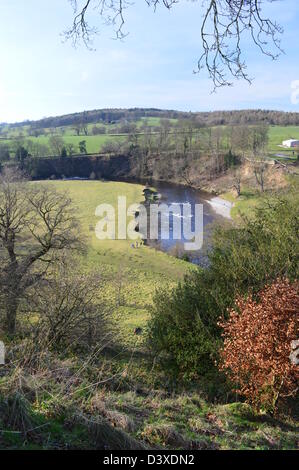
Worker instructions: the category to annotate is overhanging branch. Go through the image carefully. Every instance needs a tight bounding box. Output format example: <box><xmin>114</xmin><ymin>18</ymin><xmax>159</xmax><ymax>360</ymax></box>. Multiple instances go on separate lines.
<box><xmin>64</xmin><ymin>0</ymin><xmax>284</xmax><ymax>88</ymax></box>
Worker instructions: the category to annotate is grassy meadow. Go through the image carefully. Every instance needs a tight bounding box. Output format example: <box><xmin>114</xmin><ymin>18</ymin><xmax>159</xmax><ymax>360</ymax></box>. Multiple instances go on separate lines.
<box><xmin>0</xmin><ymin>133</ymin><xmax>126</xmax><ymax>155</ymax></box>
<box><xmin>44</xmin><ymin>179</ymin><xmax>191</xmax><ymax>347</ymax></box>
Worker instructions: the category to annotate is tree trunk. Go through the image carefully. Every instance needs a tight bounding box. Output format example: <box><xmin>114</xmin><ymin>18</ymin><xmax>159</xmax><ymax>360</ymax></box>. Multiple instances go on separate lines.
<box><xmin>5</xmin><ymin>295</ymin><xmax>19</xmax><ymax>335</ymax></box>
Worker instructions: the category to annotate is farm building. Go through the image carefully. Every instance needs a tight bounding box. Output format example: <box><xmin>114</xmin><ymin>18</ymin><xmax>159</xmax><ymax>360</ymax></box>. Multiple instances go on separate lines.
<box><xmin>282</xmin><ymin>139</ymin><xmax>299</xmax><ymax>148</ymax></box>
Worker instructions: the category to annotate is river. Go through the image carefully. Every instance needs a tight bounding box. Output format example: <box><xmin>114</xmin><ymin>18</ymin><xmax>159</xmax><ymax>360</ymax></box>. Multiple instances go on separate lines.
<box><xmin>138</xmin><ymin>180</ymin><xmax>232</xmax><ymax>266</ymax></box>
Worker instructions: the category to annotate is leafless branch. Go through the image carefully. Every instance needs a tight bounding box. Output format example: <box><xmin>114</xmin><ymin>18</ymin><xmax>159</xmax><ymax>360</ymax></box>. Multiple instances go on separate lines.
<box><xmin>64</xmin><ymin>0</ymin><xmax>283</xmax><ymax>89</ymax></box>
<box><xmin>196</xmin><ymin>0</ymin><xmax>284</xmax><ymax>90</ymax></box>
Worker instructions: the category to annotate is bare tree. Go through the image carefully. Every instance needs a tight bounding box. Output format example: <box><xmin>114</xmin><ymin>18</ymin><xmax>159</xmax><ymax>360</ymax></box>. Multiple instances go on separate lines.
<box><xmin>249</xmin><ymin>125</ymin><xmax>269</xmax><ymax>158</ymax></box>
<box><xmin>232</xmin><ymin>168</ymin><xmax>242</xmax><ymax>196</ymax></box>
<box><xmin>211</xmin><ymin>126</ymin><xmax>223</xmax><ymax>174</ymax></box>
<box><xmin>32</xmin><ymin>261</ymin><xmax>109</xmax><ymax>349</ymax></box>
<box><xmin>73</xmin><ymin>125</ymin><xmax>82</xmax><ymax>136</ymax></box>
<box><xmin>49</xmin><ymin>135</ymin><xmax>65</xmax><ymax>156</ymax></box>
<box><xmin>253</xmin><ymin>156</ymin><xmax>267</xmax><ymax>192</ymax></box>
<box><xmin>232</xmin><ymin>125</ymin><xmax>251</xmax><ymax>158</ymax></box>
<box><xmin>82</xmin><ymin>111</ymin><xmax>89</xmax><ymax>136</ymax></box>
<box><xmin>246</xmin><ymin>125</ymin><xmax>269</xmax><ymax>192</ymax></box>
<box><xmin>64</xmin><ymin>0</ymin><xmax>283</xmax><ymax>89</ymax></box>
<box><xmin>26</xmin><ymin>141</ymin><xmax>50</xmax><ymax>158</ymax></box>
<box><xmin>0</xmin><ymin>170</ymin><xmax>82</xmax><ymax>335</ymax></box>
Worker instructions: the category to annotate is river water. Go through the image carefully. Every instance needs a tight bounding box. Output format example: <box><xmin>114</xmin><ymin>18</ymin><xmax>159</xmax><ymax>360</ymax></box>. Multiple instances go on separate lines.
<box><xmin>139</xmin><ymin>181</ymin><xmax>231</xmax><ymax>266</ymax></box>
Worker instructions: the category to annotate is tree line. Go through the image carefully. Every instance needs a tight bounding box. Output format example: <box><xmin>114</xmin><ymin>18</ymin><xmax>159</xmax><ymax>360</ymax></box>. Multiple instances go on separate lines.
<box><xmin>118</xmin><ymin>122</ymin><xmax>270</xmax><ymax>191</ymax></box>
<box><xmin>2</xmin><ymin>108</ymin><xmax>299</xmax><ymax>131</ymax></box>
<box><xmin>0</xmin><ymin>121</ymin><xmax>274</xmax><ymax>196</ymax></box>
<box><xmin>0</xmin><ymin>136</ymin><xmax>88</xmax><ymax>164</ymax></box>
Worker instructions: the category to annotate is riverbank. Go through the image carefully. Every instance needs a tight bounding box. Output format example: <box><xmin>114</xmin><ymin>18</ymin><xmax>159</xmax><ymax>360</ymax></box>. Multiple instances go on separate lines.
<box><xmin>219</xmin><ymin>188</ymin><xmax>273</xmax><ymax>219</ymax></box>
<box><xmin>205</xmin><ymin>196</ymin><xmax>234</xmax><ymax>219</ymax></box>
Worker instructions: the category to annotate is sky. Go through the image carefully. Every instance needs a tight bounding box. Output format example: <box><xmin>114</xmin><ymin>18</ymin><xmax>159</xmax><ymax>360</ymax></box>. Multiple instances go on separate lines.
<box><xmin>0</xmin><ymin>0</ymin><xmax>299</xmax><ymax>122</ymax></box>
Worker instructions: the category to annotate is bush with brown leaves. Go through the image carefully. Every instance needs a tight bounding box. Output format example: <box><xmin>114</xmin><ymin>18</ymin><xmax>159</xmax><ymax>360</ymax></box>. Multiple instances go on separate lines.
<box><xmin>219</xmin><ymin>279</ymin><xmax>299</xmax><ymax>413</ymax></box>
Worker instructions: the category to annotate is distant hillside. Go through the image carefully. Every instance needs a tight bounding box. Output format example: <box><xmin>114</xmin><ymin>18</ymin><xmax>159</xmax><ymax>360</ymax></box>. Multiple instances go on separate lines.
<box><xmin>2</xmin><ymin>108</ymin><xmax>299</xmax><ymax>129</ymax></box>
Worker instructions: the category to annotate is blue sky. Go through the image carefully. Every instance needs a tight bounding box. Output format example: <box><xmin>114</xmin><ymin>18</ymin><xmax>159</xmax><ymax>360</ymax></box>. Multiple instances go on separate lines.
<box><xmin>0</xmin><ymin>0</ymin><xmax>299</xmax><ymax>122</ymax></box>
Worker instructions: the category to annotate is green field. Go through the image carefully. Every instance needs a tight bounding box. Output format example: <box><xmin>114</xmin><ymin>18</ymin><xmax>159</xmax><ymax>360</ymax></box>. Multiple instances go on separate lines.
<box><xmin>0</xmin><ymin>117</ymin><xmax>169</xmax><ymax>155</ymax></box>
<box><xmin>0</xmin><ymin>133</ymin><xmax>126</xmax><ymax>155</ymax></box>
<box><xmin>0</xmin><ymin>116</ymin><xmax>182</xmax><ymax>156</ymax></box>
<box><xmin>268</xmin><ymin>125</ymin><xmax>299</xmax><ymax>157</ymax></box>
<box><xmin>1</xmin><ymin>119</ymin><xmax>299</xmax><ymax>158</ymax></box>
<box><xmin>0</xmin><ymin>117</ymin><xmax>299</xmax><ymax>161</ymax></box>
<box><xmin>43</xmin><ymin>180</ymin><xmax>191</xmax><ymax>346</ymax></box>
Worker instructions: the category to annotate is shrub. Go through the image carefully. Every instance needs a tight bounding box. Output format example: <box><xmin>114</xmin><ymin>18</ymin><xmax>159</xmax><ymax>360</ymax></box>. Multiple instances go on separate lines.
<box><xmin>148</xmin><ymin>191</ymin><xmax>299</xmax><ymax>381</ymax></box>
<box><xmin>31</xmin><ymin>261</ymin><xmax>111</xmax><ymax>351</ymax></box>
<box><xmin>148</xmin><ymin>275</ymin><xmax>222</xmax><ymax>380</ymax></box>
<box><xmin>209</xmin><ymin>193</ymin><xmax>299</xmax><ymax>300</ymax></box>
<box><xmin>219</xmin><ymin>279</ymin><xmax>299</xmax><ymax>413</ymax></box>
<box><xmin>60</xmin><ymin>147</ymin><xmax>67</xmax><ymax>158</ymax></box>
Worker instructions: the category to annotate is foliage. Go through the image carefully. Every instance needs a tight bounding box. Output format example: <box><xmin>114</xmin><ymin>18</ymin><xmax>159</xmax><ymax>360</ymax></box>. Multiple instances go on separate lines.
<box><xmin>15</xmin><ymin>145</ymin><xmax>28</xmax><ymax>168</ymax></box>
<box><xmin>148</xmin><ymin>278</ymin><xmax>222</xmax><ymax>380</ymax></box>
<box><xmin>60</xmin><ymin>146</ymin><xmax>67</xmax><ymax>158</ymax></box>
<box><xmin>0</xmin><ymin>144</ymin><xmax>10</xmax><ymax>162</ymax></box>
<box><xmin>219</xmin><ymin>279</ymin><xmax>299</xmax><ymax>413</ymax></box>
<box><xmin>210</xmin><ymin>192</ymin><xmax>299</xmax><ymax>296</ymax></box>
<box><xmin>79</xmin><ymin>140</ymin><xmax>87</xmax><ymax>154</ymax></box>
<box><xmin>224</xmin><ymin>150</ymin><xmax>240</xmax><ymax>169</ymax></box>
<box><xmin>148</xmin><ymin>191</ymin><xmax>299</xmax><ymax>379</ymax></box>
